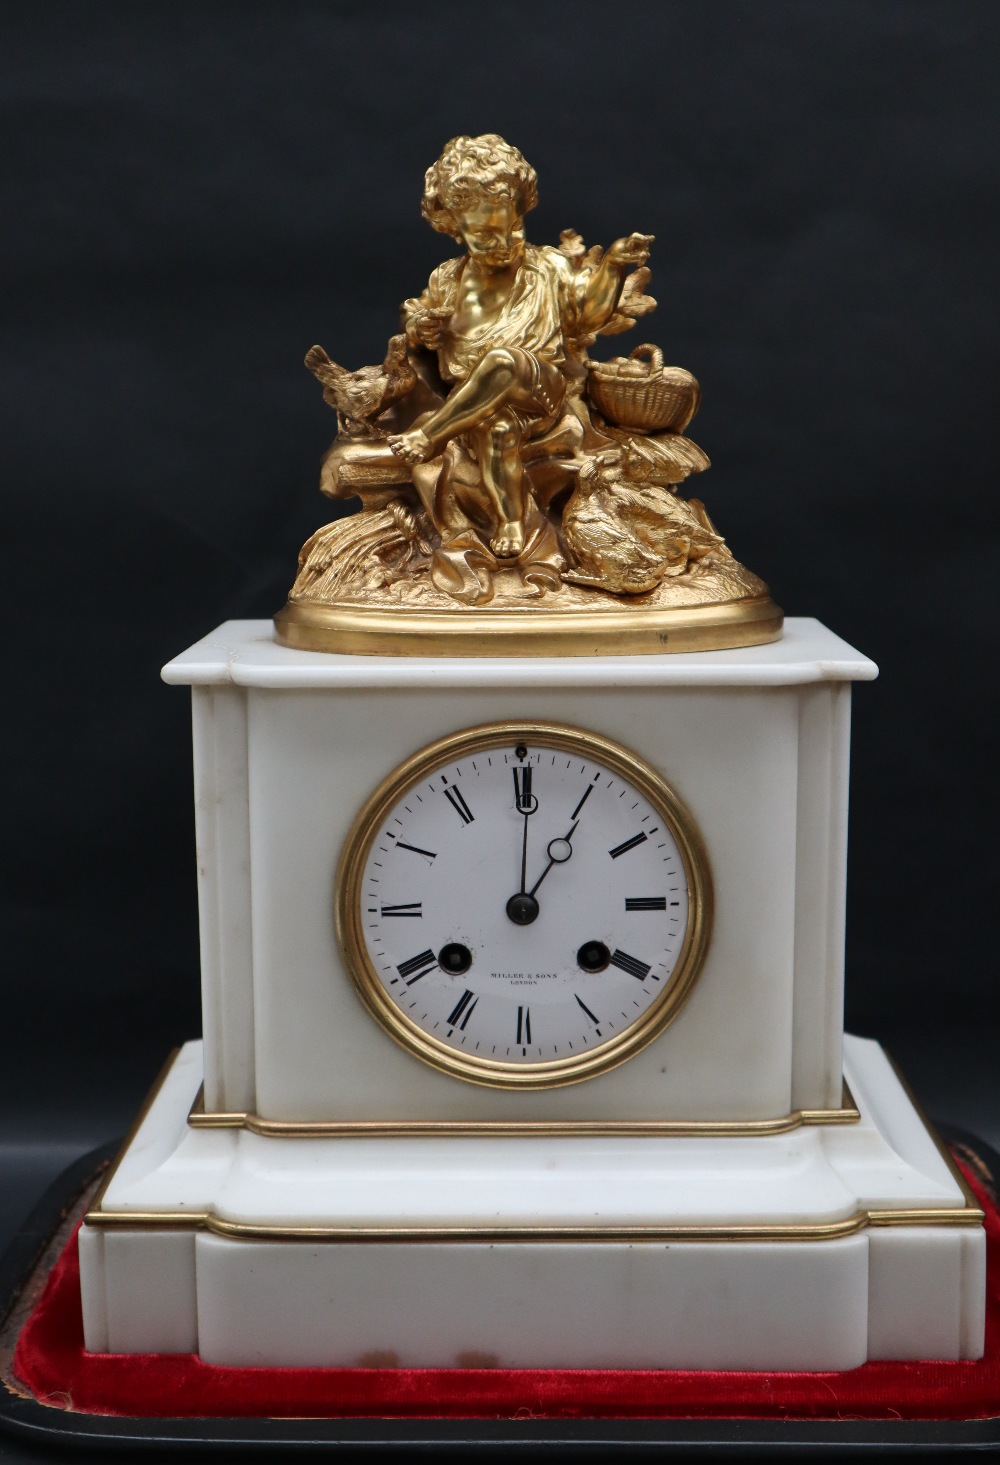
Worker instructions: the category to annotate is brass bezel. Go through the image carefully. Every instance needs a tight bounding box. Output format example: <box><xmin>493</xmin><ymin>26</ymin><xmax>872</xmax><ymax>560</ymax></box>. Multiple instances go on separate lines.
<box><xmin>335</xmin><ymin>721</ymin><xmax>713</xmax><ymax>1090</ymax></box>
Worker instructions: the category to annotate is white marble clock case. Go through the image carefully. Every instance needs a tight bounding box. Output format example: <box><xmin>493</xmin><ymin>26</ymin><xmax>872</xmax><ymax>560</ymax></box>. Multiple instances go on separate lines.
<box><xmin>77</xmin><ymin>618</ymin><xmax>986</xmax><ymax>1369</ymax></box>
<box><xmin>173</xmin><ymin>616</ymin><xmax>869</xmax><ymax>1124</ymax></box>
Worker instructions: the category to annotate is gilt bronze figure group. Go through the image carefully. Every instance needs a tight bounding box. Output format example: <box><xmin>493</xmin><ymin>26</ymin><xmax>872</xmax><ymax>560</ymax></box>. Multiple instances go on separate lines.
<box><xmin>275</xmin><ymin>134</ymin><xmax>780</xmax><ymax>654</ymax></box>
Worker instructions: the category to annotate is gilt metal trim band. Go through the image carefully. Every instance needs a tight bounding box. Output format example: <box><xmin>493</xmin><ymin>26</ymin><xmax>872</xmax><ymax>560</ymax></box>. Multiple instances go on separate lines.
<box><xmin>186</xmin><ymin>1083</ymin><xmax>862</xmax><ymax>1139</ymax></box>
<box><xmin>82</xmin><ymin>1205</ymin><xmax>984</xmax><ymax>1244</ymax></box>
<box><xmin>83</xmin><ymin>1056</ymin><xmax>983</xmax><ymax>1243</ymax></box>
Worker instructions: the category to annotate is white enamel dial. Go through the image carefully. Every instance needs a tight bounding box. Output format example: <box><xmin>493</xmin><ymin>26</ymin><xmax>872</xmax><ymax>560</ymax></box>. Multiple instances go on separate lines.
<box><xmin>338</xmin><ymin>724</ymin><xmax>711</xmax><ymax>1088</ymax></box>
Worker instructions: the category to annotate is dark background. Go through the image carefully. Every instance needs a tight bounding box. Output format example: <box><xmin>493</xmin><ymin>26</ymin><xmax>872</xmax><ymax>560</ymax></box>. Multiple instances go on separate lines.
<box><xmin>2</xmin><ymin>0</ymin><xmax>998</xmax><ymax>1237</ymax></box>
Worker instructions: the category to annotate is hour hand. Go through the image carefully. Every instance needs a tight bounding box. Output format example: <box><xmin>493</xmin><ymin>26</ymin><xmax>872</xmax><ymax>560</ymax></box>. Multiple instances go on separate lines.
<box><xmin>507</xmin><ymin>766</ymin><xmax>540</xmax><ymax>926</ymax></box>
<box><xmin>513</xmin><ymin>766</ymin><xmax>536</xmax><ymax>817</ymax></box>
<box><xmin>513</xmin><ymin>766</ymin><xmax>537</xmax><ymax>896</ymax></box>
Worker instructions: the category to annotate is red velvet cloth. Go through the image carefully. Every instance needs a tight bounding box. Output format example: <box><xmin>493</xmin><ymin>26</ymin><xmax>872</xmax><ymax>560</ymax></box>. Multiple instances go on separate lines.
<box><xmin>12</xmin><ymin>1158</ymin><xmax>1000</xmax><ymax>1421</ymax></box>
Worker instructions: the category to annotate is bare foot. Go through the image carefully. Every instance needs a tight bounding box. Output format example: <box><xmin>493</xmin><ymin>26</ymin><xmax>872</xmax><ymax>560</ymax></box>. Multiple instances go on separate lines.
<box><xmin>388</xmin><ymin>427</ymin><xmax>435</xmax><ymax>465</ymax></box>
<box><xmin>491</xmin><ymin>520</ymin><xmax>526</xmax><ymax>559</ymax></box>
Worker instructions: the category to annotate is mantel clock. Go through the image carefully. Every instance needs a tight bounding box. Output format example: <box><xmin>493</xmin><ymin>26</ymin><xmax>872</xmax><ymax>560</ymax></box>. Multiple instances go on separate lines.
<box><xmin>78</xmin><ymin>136</ymin><xmax>984</xmax><ymax>1373</ymax></box>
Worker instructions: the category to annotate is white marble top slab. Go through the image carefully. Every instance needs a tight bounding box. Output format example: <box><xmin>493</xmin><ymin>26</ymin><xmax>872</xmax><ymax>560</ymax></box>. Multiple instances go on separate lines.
<box><xmin>161</xmin><ymin>617</ymin><xmax>878</xmax><ymax>690</ymax></box>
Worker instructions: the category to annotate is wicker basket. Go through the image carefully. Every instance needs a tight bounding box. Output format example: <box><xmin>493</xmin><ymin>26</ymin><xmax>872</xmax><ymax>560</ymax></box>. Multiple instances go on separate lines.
<box><xmin>587</xmin><ymin>344</ymin><xmax>698</xmax><ymax>432</ymax></box>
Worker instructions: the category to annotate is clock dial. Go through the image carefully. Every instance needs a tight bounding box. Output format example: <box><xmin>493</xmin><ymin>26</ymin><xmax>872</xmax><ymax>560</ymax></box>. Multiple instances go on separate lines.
<box><xmin>337</xmin><ymin>723</ymin><xmax>711</xmax><ymax>1088</ymax></box>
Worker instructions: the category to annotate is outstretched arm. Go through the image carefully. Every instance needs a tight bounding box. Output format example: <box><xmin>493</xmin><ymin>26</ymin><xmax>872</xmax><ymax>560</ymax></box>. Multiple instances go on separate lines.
<box><xmin>579</xmin><ymin>232</ymin><xmax>654</xmax><ymax>333</ymax></box>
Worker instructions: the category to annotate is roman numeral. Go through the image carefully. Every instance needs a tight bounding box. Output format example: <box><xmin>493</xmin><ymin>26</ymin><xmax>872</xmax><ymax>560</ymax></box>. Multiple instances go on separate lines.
<box><xmin>575</xmin><ymin>994</ymin><xmax>600</xmax><ymax>1024</ymax></box>
<box><xmin>512</xmin><ymin>765</ymin><xmax>533</xmax><ymax>811</ymax></box>
<box><xmin>446</xmin><ymin>990</ymin><xmax>478</xmax><ymax>1030</ymax></box>
<box><xmin>396</xmin><ymin>841</ymin><xmax>437</xmax><ymax>861</ymax></box>
<box><xmin>625</xmin><ymin>897</ymin><xmax>666</xmax><ymax>911</ymax></box>
<box><xmin>610</xmin><ymin>949</ymin><xmax>651</xmax><ymax>981</ymax></box>
<box><xmin>443</xmin><ymin>785</ymin><xmax>474</xmax><ymax>824</ymax></box>
<box><xmin>396</xmin><ymin>949</ymin><xmax>438</xmax><ymax>984</ymax></box>
<box><xmin>516</xmin><ymin>1005</ymin><xmax>531</xmax><ymax>1044</ymax></box>
<box><xmin>609</xmin><ymin>832</ymin><xmax>648</xmax><ymax>859</ymax></box>
<box><xmin>381</xmin><ymin>902</ymin><xmax>422</xmax><ymax>918</ymax></box>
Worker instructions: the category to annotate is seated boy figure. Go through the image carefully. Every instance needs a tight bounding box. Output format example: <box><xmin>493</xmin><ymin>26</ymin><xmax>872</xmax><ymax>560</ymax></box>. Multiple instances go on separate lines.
<box><xmin>389</xmin><ymin>134</ymin><xmax>652</xmax><ymax>560</ymax></box>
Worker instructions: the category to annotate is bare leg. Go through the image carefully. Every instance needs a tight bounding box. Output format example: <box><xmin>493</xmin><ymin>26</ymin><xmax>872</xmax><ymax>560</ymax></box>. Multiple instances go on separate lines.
<box><xmin>470</xmin><ymin>416</ymin><xmax>526</xmax><ymax>557</ymax></box>
<box><xmin>388</xmin><ymin>349</ymin><xmax>535</xmax><ymax>464</ymax></box>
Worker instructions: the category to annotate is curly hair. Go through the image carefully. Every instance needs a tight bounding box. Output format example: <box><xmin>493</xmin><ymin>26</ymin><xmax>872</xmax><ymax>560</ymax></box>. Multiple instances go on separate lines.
<box><xmin>421</xmin><ymin>134</ymin><xmax>539</xmax><ymax>238</ymax></box>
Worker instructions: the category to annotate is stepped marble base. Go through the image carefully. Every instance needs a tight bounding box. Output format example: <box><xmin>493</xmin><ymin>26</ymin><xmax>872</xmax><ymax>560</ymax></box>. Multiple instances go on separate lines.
<box><xmin>79</xmin><ymin>1035</ymin><xmax>985</xmax><ymax>1371</ymax></box>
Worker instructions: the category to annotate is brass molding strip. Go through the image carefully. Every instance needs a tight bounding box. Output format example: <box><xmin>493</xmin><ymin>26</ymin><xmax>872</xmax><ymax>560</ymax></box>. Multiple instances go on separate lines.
<box><xmin>86</xmin><ymin>1048</ymin><xmax>182</xmax><ymax>1218</ymax></box>
<box><xmin>883</xmin><ymin>1048</ymin><xmax>985</xmax><ymax>1220</ymax></box>
<box><xmin>82</xmin><ymin>1204</ymin><xmax>983</xmax><ymax>1244</ymax></box>
<box><xmin>273</xmin><ymin>593</ymin><xmax>784</xmax><ymax>659</ymax></box>
<box><xmin>186</xmin><ymin>1083</ymin><xmax>861</xmax><ymax>1139</ymax></box>
<box><xmin>84</xmin><ymin>1055</ymin><xmax>983</xmax><ymax>1242</ymax></box>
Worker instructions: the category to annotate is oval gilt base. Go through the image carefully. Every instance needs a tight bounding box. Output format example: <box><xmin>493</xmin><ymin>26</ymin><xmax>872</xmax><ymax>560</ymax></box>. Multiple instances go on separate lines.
<box><xmin>273</xmin><ymin>593</ymin><xmax>784</xmax><ymax>658</ymax></box>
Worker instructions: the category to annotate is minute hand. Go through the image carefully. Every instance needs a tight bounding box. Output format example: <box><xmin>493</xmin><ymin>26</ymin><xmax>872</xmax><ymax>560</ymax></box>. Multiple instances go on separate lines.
<box><xmin>528</xmin><ymin>820</ymin><xmax>580</xmax><ymax>898</ymax></box>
